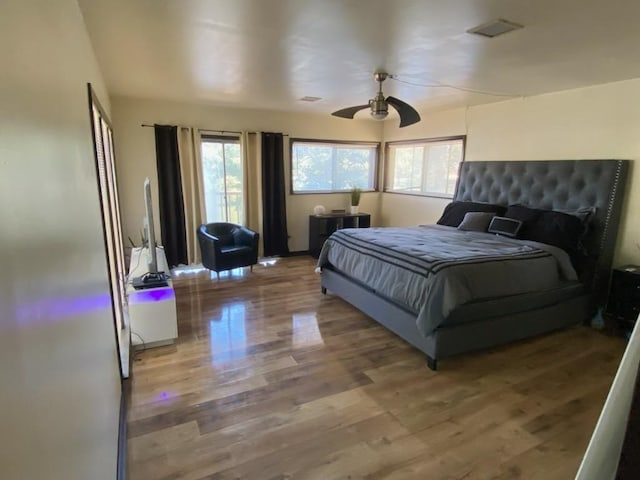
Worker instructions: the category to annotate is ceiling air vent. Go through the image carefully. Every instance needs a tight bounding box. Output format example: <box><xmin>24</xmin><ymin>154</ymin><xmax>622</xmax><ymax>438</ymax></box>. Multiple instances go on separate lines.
<box><xmin>467</xmin><ymin>19</ymin><xmax>523</xmax><ymax>38</ymax></box>
<box><xmin>300</xmin><ymin>96</ymin><xmax>322</xmax><ymax>102</ymax></box>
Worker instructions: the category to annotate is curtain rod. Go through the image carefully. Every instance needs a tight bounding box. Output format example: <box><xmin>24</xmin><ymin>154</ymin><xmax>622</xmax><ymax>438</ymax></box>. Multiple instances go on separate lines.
<box><xmin>140</xmin><ymin>124</ymin><xmax>289</xmax><ymax>136</ymax></box>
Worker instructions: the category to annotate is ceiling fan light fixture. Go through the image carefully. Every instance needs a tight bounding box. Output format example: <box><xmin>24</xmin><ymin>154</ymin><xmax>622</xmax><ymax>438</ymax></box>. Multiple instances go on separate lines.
<box><xmin>370</xmin><ymin>111</ymin><xmax>388</xmax><ymax>120</ymax></box>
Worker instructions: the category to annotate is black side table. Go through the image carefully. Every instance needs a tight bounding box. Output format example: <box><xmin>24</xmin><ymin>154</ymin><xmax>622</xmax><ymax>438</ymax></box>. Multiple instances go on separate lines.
<box><xmin>606</xmin><ymin>265</ymin><xmax>640</xmax><ymax>335</ymax></box>
<box><xmin>308</xmin><ymin>213</ymin><xmax>371</xmax><ymax>258</ymax></box>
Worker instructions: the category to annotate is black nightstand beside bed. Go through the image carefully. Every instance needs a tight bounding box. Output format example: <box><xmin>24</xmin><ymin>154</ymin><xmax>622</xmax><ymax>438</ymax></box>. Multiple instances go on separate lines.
<box><xmin>606</xmin><ymin>265</ymin><xmax>640</xmax><ymax>336</ymax></box>
<box><xmin>309</xmin><ymin>213</ymin><xmax>370</xmax><ymax>258</ymax></box>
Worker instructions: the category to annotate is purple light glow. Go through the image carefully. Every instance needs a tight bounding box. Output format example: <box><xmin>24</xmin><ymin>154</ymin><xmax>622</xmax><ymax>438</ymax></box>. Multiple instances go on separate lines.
<box><xmin>154</xmin><ymin>390</ymin><xmax>178</xmax><ymax>403</ymax></box>
<box><xmin>129</xmin><ymin>287</ymin><xmax>175</xmax><ymax>304</ymax></box>
<box><xmin>15</xmin><ymin>293</ymin><xmax>112</xmax><ymax>326</ymax></box>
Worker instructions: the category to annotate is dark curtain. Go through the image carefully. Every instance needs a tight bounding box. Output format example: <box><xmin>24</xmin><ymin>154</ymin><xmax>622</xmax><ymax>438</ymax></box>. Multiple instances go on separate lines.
<box><xmin>154</xmin><ymin>125</ymin><xmax>187</xmax><ymax>267</ymax></box>
<box><xmin>261</xmin><ymin>132</ymin><xmax>289</xmax><ymax>257</ymax></box>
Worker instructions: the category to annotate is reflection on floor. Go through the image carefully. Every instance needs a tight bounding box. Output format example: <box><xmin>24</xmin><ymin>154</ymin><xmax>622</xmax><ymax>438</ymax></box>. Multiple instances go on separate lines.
<box><xmin>291</xmin><ymin>312</ymin><xmax>324</xmax><ymax>348</ymax></box>
<box><xmin>127</xmin><ymin>256</ymin><xmax>626</xmax><ymax>480</ymax></box>
<box><xmin>210</xmin><ymin>302</ymin><xmax>247</xmax><ymax>364</ymax></box>
<box><xmin>172</xmin><ymin>258</ymin><xmax>280</xmax><ymax>280</ymax></box>
<box><xmin>171</xmin><ymin>264</ymin><xmax>207</xmax><ymax>276</ymax></box>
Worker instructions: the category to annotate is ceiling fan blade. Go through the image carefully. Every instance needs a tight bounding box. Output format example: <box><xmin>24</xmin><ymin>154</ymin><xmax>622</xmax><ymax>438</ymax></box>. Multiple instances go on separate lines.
<box><xmin>331</xmin><ymin>104</ymin><xmax>370</xmax><ymax>119</ymax></box>
<box><xmin>386</xmin><ymin>96</ymin><xmax>421</xmax><ymax>127</ymax></box>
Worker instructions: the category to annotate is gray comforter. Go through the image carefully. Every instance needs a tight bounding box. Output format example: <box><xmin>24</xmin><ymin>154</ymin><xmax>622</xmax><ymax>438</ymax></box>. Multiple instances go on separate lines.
<box><xmin>317</xmin><ymin>225</ymin><xmax>577</xmax><ymax>335</ymax></box>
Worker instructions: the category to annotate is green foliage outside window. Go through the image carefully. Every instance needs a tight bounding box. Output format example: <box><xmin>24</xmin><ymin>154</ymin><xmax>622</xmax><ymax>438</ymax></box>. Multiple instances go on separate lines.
<box><xmin>292</xmin><ymin>141</ymin><xmax>378</xmax><ymax>193</ymax></box>
<box><xmin>201</xmin><ymin>138</ymin><xmax>243</xmax><ymax>224</ymax></box>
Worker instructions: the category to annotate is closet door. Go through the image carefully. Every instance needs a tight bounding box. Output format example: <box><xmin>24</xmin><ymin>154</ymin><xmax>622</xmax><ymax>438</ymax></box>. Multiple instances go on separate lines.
<box><xmin>88</xmin><ymin>84</ymin><xmax>128</xmax><ymax>378</ymax></box>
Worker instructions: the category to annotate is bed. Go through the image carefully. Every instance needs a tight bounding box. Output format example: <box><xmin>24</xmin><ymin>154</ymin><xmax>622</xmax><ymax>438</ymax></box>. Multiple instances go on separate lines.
<box><xmin>318</xmin><ymin>160</ymin><xmax>629</xmax><ymax>370</ymax></box>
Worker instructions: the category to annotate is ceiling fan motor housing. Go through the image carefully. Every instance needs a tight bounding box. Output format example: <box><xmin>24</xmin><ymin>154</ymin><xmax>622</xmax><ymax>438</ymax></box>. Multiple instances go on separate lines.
<box><xmin>369</xmin><ymin>93</ymin><xmax>388</xmax><ymax>119</ymax></box>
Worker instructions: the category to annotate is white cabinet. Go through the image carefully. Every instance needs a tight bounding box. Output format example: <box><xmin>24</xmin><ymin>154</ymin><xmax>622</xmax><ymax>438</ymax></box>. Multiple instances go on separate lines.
<box><xmin>126</xmin><ymin>247</ymin><xmax>177</xmax><ymax>348</ymax></box>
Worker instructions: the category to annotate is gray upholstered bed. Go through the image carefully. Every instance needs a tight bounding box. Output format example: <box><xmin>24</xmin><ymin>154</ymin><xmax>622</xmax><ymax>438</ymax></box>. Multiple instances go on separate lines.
<box><xmin>319</xmin><ymin>160</ymin><xmax>629</xmax><ymax>370</ymax></box>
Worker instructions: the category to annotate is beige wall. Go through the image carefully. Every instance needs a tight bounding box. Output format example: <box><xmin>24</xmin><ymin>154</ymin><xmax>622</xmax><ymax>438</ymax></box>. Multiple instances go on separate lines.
<box><xmin>0</xmin><ymin>1</ymin><xmax>121</xmax><ymax>479</ymax></box>
<box><xmin>111</xmin><ymin>97</ymin><xmax>383</xmax><ymax>253</ymax></box>
<box><xmin>379</xmin><ymin>108</ymin><xmax>467</xmax><ymax>226</ymax></box>
<box><xmin>382</xmin><ymin>79</ymin><xmax>640</xmax><ymax>266</ymax></box>
<box><xmin>112</xmin><ymin>79</ymin><xmax>640</xmax><ymax>264</ymax></box>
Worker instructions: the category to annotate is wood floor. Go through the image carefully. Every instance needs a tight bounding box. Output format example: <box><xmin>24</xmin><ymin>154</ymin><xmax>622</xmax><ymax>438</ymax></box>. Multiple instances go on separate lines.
<box><xmin>127</xmin><ymin>256</ymin><xmax>625</xmax><ymax>480</ymax></box>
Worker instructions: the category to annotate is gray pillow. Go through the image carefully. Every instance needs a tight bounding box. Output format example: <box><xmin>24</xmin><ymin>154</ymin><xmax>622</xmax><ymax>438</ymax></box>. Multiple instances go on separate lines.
<box><xmin>457</xmin><ymin>212</ymin><xmax>496</xmax><ymax>232</ymax></box>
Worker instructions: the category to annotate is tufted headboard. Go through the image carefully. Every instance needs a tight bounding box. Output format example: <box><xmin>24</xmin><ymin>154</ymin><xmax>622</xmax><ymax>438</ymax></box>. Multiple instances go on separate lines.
<box><xmin>454</xmin><ymin>160</ymin><xmax>630</xmax><ymax>304</ymax></box>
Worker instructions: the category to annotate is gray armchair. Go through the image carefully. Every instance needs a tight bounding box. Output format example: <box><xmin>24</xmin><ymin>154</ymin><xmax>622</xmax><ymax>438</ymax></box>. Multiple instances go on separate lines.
<box><xmin>197</xmin><ymin>223</ymin><xmax>259</xmax><ymax>277</ymax></box>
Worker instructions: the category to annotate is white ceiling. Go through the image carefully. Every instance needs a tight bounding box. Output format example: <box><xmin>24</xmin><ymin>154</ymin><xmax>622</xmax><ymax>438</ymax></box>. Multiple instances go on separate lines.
<box><xmin>79</xmin><ymin>0</ymin><xmax>640</xmax><ymax>117</ymax></box>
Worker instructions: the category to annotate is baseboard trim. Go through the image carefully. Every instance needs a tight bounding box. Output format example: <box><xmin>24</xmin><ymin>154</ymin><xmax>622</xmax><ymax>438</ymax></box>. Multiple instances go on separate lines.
<box><xmin>117</xmin><ymin>378</ymin><xmax>129</xmax><ymax>480</ymax></box>
<box><xmin>284</xmin><ymin>250</ymin><xmax>311</xmax><ymax>257</ymax></box>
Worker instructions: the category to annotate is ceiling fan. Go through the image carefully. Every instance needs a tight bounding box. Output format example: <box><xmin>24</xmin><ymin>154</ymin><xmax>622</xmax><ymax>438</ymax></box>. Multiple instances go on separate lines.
<box><xmin>332</xmin><ymin>71</ymin><xmax>421</xmax><ymax>128</ymax></box>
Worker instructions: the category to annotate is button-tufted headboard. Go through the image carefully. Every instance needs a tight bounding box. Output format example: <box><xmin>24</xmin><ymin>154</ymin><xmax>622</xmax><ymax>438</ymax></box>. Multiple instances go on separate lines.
<box><xmin>454</xmin><ymin>160</ymin><xmax>630</xmax><ymax>304</ymax></box>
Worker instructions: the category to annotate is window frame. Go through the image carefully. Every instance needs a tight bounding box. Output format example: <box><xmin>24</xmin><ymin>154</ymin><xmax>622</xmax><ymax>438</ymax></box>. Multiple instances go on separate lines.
<box><xmin>289</xmin><ymin>137</ymin><xmax>381</xmax><ymax>195</ymax></box>
<box><xmin>384</xmin><ymin>135</ymin><xmax>466</xmax><ymax>199</ymax></box>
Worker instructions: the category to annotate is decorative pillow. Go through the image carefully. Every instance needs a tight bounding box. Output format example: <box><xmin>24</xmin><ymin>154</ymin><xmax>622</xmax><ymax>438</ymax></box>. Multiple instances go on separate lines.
<box><xmin>503</xmin><ymin>204</ymin><xmax>541</xmax><ymax>238</ymax></box>
<box><xmin>559</xmin><ymin>206</ymin><xmax>597</xmax><ymax>236</ymax></box>
<box><xmin>504</xmin><ymin>204</ymin><xmax>584</xmax><ymax>254</ymax></box>
<box><xmin>532</xmin><ymin>210</ymin><xmax>585</xmax><ymax>254</ymax></box>
<box><xmin>487</xmin><ymin>216</ymin><xmax>523</xmax><ymax>238</ymax></box>
<box><xmin>561</xmin><ymin>206</ymin><xmax>596</xmax><ymax>223</ymax></box>
<box><xmin>437</xmin><ymin>201</ymin><xmax>506</xmax><ymax>227</ymax></box>
<box><xmin>457</xmin><ymin>212</ymin><xmax>496</xmax><ymax>232</ymax></box>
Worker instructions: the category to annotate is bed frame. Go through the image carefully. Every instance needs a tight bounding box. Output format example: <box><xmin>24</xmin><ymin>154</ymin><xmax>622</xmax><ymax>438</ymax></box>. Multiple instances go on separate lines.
<box><xmin>321</xmin><ymin>160</ymin><xmax>630</xmax><ymax>370</ymax></box>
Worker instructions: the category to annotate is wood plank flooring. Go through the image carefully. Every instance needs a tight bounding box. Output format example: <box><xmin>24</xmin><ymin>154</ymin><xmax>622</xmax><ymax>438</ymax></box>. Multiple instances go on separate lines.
<box><xmin>127</xmin><ymin>256</ymin><xmax>626</xmax><ymax>479</ymax></box>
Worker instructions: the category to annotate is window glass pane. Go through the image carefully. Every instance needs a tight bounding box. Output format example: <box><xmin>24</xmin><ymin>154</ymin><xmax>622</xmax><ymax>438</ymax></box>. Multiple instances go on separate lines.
<box><xmin>201</xmin><ymin>137</ymin><xmax>244</xmax><ymax>224</ymax></box>
<box><xmin>335</xmin><ymin>147</ymin><xmax>373</xmax><ymax>190</ymax></box>
<box><xmin>202</xmin><ymin>141</ymin><xmax>226</xmax><ymax>223</ymax></box>
<box><xmin>391</xmin><ymin>146</ymin><xmax>423</xmax><ymax>192</ymax></box>
<box><xmin>292</xmin><ymin>141</ymin><xmax>378</xmax><ymax>193</ymax></box>
<box><xmin>293</xmin><ymin>144</ymin><xmax>333</xmax><ymax>191</ymax></box>
<box><xmin>223</xmin><ymin>143</ymin><xmax>243</xmax><ymax>224</ymax></box>
<box><xmin>447</xmin><ymin>142</ymin><xmax>463</xmax><ymax>194</ymax></box>
<box><xmin>424</xmin><ymin>144</ymin><xmax>450</xmax><ymax>194</ymax></box>
<box><xmin>385</xmin><ymin>137</ymin><xmax>464</xmax><ymax>197</ymax></box>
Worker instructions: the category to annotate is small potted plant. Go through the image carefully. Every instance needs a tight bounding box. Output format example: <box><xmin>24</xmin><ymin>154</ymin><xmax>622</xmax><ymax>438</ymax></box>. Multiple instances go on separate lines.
<box><xmin>350</xmin><ymin>186</ymin><xmax>361</xmax><ymax>214</ymax></box>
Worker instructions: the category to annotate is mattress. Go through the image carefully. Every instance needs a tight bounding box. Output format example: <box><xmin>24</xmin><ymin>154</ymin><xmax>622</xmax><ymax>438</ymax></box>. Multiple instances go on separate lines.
<box><xmin>317</xmin><ymin>225</ymin><xmax>581</xmax><ymax>335</ymax></box>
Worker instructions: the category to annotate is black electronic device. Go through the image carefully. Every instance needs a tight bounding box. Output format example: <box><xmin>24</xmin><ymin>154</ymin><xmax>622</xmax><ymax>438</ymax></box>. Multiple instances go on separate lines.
<box><xmin>142</xmin><ymin>178</ymin><xmax>159</xmax><ymax>274</ymax></box>
<box><xmin>132</xmin><ymin>271</ymin><xmax>169</xmax><ymax>290</ymax></box>
<box><xmin>488</xmin><ymin>216</ymin><xmax>523</xmax><ymax>238</ymax></box>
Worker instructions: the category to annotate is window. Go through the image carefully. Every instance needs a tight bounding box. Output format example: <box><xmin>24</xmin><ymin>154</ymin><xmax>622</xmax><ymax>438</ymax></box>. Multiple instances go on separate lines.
<box><xmin>291</xmin><ymin>139</ymin><xmax>379</xmax><ymax>193</ymax></box>
<box><xmin>200</xmin><ymin>135</ymin><xmax>244</xmax><ymax>224</ymax></box>
<box><xmin>385</xmin><ymin>136</ymin><xmax>465</xmax><ymax>198</ymax></box>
